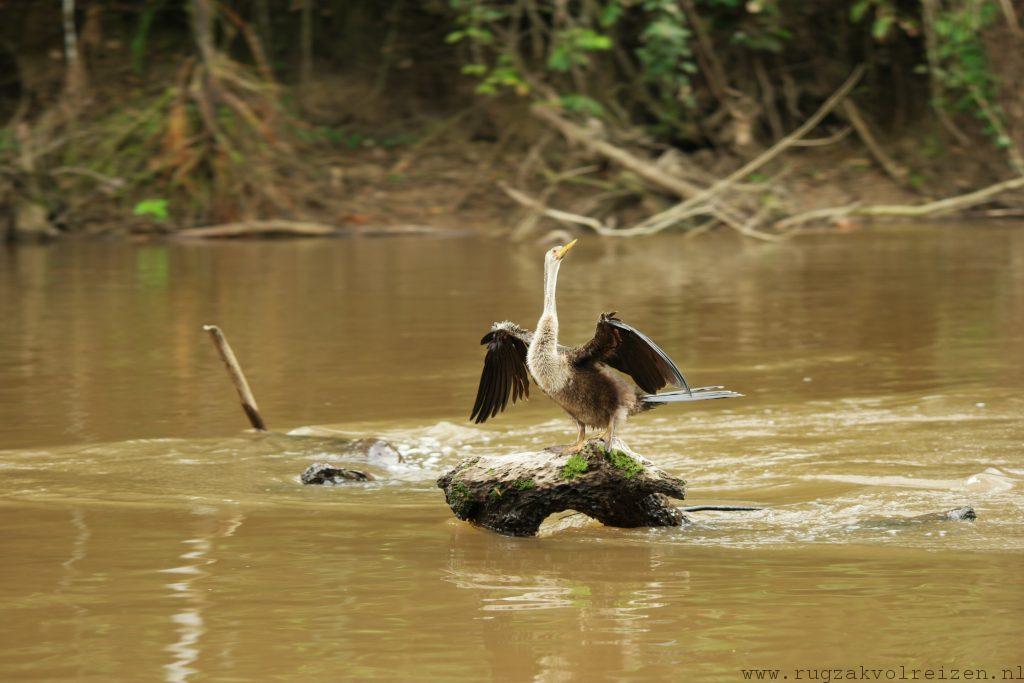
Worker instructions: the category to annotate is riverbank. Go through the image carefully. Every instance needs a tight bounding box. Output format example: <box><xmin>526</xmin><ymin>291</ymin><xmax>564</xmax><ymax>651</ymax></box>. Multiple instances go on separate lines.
<box><xmin>4</xmin><ymin>0</ymin><xmax>1023</xmax><ymax>243</ymax></box>
<box><xmin>8</xmin><ymin>103</ymin><xmax>1023</xmax><ymax>244</ymax></box>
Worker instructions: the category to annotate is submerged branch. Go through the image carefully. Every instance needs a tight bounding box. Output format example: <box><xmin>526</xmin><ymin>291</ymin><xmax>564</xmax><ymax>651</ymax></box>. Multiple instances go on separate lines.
<box><xmin>203</xmin><ymin>325</ymin><xmax>267</xmax><ymax>431</ymax></box>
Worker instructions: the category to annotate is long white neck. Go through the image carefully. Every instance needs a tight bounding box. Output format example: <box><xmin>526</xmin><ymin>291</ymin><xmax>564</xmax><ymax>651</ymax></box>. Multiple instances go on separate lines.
<box><xmin>528</xmin><ymin>260</ymin><xmax>568</xmax><ymax>389</ymax></box>
<box><xmin>542</xmin><ymin>260</ymin><xmax>559</xmax><ymax>320</ymax></box>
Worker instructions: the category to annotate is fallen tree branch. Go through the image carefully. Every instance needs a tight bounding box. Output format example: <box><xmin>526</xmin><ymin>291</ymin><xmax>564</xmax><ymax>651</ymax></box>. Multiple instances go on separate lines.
<box><xmin>723</xmin><ymin>204</ymin><xmax>784</xmax><ymax>242</ymax></box>
<box><xmin>203</xmin><ymin>324</ymin><xmax>266</xmax><ymax>431</ymax></box>
<box><xmin>790</xmin><ymin>127</ymin><xmax>852</xmax><ymax>147</ymax></box>
<box><xmin>179</xmin><ymin>220</ymin><xmax>340</xmax><ymax>237</ymax></box>
<box><xmin>614</xmin><ymin>65</ymin><xmax>866</xmax><ymax>238</ymax></box>
<box><xmin>777</xmin><ymin>175</ymin><xmax>1024</xmax><ymax>230</ymax></box>
<box><xmin>530</xmin><ymin>105</ymin><xmax>704</xmax><ymax>199</ymax></box>
<box><xmin>774</xmin><ymin>203</ymin><xmax>861</xmax><ymax>231</ymax></box>
<box><xmin>852</xmin><ymin>174</ymin><xmax>1024</xmax><ymax>218</ymax></box>
<box><xmin>499</xmin><ymin>180</ymin><xmax>615</xmax><ymax>235</ymax></box>
<box><xmin>842</xmin><ymin>100</ymin><xmax>909</xmax><ymax>185</ymax></box>
<box><xmin>176</xmin><ymin>221</ymin><xmax>451</xmax><ymax>238</ymax></box>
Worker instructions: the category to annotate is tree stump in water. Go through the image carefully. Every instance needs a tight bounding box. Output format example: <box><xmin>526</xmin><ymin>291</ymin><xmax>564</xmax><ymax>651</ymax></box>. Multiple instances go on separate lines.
<box><xmin>437</xmin><ymin>440</ymin><xmax>688</xmax><ymax>537</ymax></box>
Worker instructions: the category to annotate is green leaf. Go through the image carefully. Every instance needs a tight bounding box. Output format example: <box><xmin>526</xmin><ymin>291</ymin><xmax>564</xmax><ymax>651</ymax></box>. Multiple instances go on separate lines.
<box><xmin>599</xmin><ymin>2</ymin><xmax>624</xmax><ymax>27</ymax></box>
<box><xmin>464</xmin><ymin>27</ymin><xmax>494</xmax><ymax>44</ymax></box>
<box><xmin>850</xmin><ymin>0</ymin><xmax>871</xmax><ymax>23</ymax></box>
<box><xmin>872</xmin><ymin>14</ymin><xmax>894</xmax><ymax>40</ymax></box>
<box><xmin>133</xmin><ymin>198</ymin><xmax>169</xmax><ymax>221</ymax></box>
<box><xmin>574</xmin><ymin>30</ymin><xmax>612</xmax><ymax>51</ymax></box>
<box><xmin>560</xmin><ymin>93</ymin><xmax>605</xmax><ymax>117</ymax></box>
<box><xmin>547</xmin><ymin>45</ymin><xmax>573</xmax><ymax>72</ymax></box>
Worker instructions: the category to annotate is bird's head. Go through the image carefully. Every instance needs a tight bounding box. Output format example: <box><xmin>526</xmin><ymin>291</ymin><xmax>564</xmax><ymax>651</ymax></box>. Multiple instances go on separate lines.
<box><xmin>544</xmin><ymin>238</ymin><xmax>577</xmax><ymax>270</ymax></box>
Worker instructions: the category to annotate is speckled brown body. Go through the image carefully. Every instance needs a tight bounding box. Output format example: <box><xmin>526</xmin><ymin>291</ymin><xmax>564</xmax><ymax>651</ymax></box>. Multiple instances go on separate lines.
<box><xmin>541</xmin><ymin>362</ymin><xmax>645</xmax><ymax>429</ymax></box>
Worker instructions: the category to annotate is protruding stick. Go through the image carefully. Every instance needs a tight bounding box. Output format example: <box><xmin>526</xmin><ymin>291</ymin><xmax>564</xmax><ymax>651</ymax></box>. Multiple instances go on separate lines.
<box><xmin>202</xmin><ymin>324</ymin><xmax>267</xmax><ymax>431</ymax></box>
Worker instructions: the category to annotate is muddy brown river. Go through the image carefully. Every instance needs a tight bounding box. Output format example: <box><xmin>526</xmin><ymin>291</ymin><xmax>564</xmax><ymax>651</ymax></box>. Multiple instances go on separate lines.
<box><xmin>1</xmin><ymin>227</ymin><xmax>1022</xmax><ymax>681</ymax></box>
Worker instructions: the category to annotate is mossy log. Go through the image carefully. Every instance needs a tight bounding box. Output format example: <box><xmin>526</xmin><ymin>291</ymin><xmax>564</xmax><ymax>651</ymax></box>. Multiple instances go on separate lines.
<box><xmin>437</xmin><ymin>440</ymin><xmax>688</xmax><ymax>537</ymax></box>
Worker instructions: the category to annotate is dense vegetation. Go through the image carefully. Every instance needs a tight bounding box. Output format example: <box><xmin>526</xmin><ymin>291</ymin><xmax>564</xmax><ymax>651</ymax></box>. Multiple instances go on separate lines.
<box><xmin>2</xmin><ymin>0</ymin><xmax>1022</xmax><ymax>239</ymax></box>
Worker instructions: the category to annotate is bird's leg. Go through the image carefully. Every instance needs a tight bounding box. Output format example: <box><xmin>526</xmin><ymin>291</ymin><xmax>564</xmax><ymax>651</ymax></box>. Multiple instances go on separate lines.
<box><xmin>599</xmin><ymin>419</ymin><xmax>617</xmax><ymax>453</ymax></box>
<box><xmin>561</xmin><ymin>422</ymin><xmax>587</xmax><ymax>454</ymax></box>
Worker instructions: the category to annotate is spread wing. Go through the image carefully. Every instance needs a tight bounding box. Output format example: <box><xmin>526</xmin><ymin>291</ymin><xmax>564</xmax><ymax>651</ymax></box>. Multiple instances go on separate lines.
<box><xmin>571</xmin><ymin>312</ymin><xmax>691</xmax><ymax>395</ymax></box>
<box><xmin>470</xmin><ymin>322</ymin><xmax>532</xmax><ymax>424</ymax></box>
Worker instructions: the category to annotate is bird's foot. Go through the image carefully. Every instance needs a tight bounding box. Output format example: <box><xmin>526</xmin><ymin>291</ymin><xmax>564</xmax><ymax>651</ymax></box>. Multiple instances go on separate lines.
<box><xmin>560</xmin><ymin>440</ymin><xmax>588</xmax><ymax>455</ymax></box>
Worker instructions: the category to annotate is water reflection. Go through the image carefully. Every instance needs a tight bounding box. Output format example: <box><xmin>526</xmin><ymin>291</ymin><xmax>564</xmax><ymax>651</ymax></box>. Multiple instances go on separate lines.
<box><xmin>0</xmin><ymin>228</ymin><xmax>1022</xmax><ymax>680</ymax></box>
<box><xmin>161</xmin><ymin>509</ymin><xmax>244</xmax><ymax>683</ymax></box>
<box><xmin>1</xmin><ymin>229</ymin><xmax>1022</xmax><ymax>449</ymax></box>
<box><xmin>443</xmin><ymin>525</ymin><xmax>678</xmax><ymax>620</ymax></box>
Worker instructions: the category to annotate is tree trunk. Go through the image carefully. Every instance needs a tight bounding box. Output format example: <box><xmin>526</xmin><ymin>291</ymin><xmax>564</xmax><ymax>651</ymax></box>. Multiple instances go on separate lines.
<box><xmin>300</xmin><ymin>0</ymin><xmax>314</xmax><ymax>87</ymax></box>
<box><xmin>190</xmin><ymin>0</ymin><xmax>217</xmax><ymax>67</ymax></box>
<box><xmin>437</xmin><ymin>441</ymin><xmax>689</xmax><ymax>537</ymax></box>
<box><xmin>255</xmin><ymin>0</ymin><xmax>272</xmax><ymax>59</ymax></box>
<box><xmin>61</xmin><ymin>0</ymin><xmax>88</xmax><ymax>106</ymax></box>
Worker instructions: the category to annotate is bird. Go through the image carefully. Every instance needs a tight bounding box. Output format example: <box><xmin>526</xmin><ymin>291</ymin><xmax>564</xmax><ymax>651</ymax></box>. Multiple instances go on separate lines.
<box><xmin>469</xmin><ymin>239</ymin><xmax>742</xmax><ymax>453</ymax></box>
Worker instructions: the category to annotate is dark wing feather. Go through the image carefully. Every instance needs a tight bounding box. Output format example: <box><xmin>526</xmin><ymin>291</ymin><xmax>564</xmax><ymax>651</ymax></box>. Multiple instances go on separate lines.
<box><xmin>470</xmin><ymin>326</ymin><xmax>530</xmax><ymax>424</ymax></box>
<box><xmin>572</xmin><ymin>312</ymin><xmax>691</xmax><ymax>395</ymax></box>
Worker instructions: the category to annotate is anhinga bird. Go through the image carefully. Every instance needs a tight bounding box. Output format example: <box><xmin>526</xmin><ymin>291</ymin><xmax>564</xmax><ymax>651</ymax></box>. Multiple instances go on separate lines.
<box><xmin>470</xmin><ymin>239</ymin><xmax>742</xmax><ymax>453</ymax></box>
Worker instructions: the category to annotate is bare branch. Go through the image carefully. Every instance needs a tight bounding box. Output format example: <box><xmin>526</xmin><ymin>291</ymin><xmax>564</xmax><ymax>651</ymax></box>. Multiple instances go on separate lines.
<box><xmin>854</xmin><ymin>175</ymin><xmax>1024</xmax><ymax>218</ymax></box>
<box><xmin>530</xmin><ymin>105</ymin><xmax>704</xmax><ymax>199</ymax></box>
<box><xmin>790</xmin><ymin>127</ymin><xmax>852</xmax><ymax>147</ymax></box>
<box><xmin>499</xmin><ymin>181</ymin><xmax>615</xmax><ymax>235</ymax></box>
<box><xmin>778</xmin><ymin>175</ymin><xmax>1024</xmax><ymax>231</ymax></box>
<box><xmin>842</xmin><ymin>100</ymin><xmax>909</xmax><ymax>185</ymax></box>
<box><xmin>203</xmin><ymin>325</ymin><xmax>267</xmax><ymax>431</ymax></box>
<box><xmin>615</xmin><ymin>66</ymin><xmax>867</xmax><ymax>237</ymax></box>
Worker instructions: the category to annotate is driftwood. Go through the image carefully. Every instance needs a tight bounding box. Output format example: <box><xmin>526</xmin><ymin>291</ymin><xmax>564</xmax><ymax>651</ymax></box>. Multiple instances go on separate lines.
<box><xmin>437</xmin><ymin>441</ymin><xmax>688</xmax><ymax>537</ymax></box>
<box><xmin>203</xmin><ymin>324</ymin><xmax>267</xmax><ymax>430</ymax></box>
<box><xmin>177</xmin><ymin>221</ymin><xmax>460</xmax><ymax>239</ymax></box>
<box><xmin>182</xmin><ymin>220</ymin><xmax>339</xmax><ymax>238</ymax></box>
<box><xmin>776</xmin><ymin>174</ymin><xmax>1024</xmax><ymax>231</ymax></box>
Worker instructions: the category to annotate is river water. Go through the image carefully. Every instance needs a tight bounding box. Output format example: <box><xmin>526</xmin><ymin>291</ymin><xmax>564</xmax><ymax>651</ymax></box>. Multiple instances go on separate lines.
<box><xmin>1</xmin><ymin>228</ymin><xmax>1022</xmax><ymax>681</ymax></box>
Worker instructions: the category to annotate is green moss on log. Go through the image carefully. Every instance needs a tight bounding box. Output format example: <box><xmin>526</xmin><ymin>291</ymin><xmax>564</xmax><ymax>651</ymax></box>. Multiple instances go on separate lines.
<box><xmin>561</xmin><ymin>453</ymin><xmax>590</xmax><ymax>480</ymax></box>
<box><xmin>451</xmin><ymin>481</ymin><xmax>473</xmax><ymax>515</ymax></box>
<box><xmin>606</xmin><ymin>449</ymin><xmax>643</xmax><ymax>479</ymax></box>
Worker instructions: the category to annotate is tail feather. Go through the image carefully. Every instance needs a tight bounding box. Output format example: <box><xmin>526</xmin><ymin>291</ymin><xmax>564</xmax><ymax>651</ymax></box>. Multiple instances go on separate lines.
<box><xmin>642</xmin><ymin>386</ymin><xmax>743</xmax><ymax>404</ymax></box>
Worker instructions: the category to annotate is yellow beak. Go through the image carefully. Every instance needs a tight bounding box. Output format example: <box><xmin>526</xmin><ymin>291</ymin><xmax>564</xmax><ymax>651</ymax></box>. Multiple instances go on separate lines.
<box><xmin>555</xmin><ymin>239</ymin><xmax>578</xmax><ymax>260</ymax></box>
